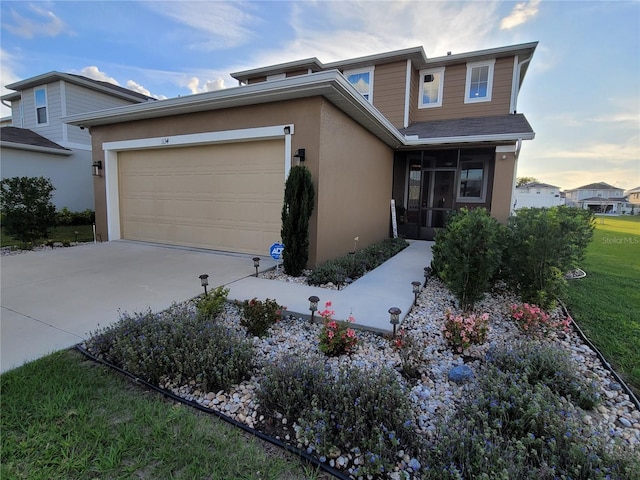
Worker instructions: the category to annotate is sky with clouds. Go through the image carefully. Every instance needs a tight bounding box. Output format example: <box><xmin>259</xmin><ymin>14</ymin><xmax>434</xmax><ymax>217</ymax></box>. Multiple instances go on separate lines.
<box><xmin>1</xmin><ymin>0</ymin><xmax>638</xmax><ymax>190</ymax></box>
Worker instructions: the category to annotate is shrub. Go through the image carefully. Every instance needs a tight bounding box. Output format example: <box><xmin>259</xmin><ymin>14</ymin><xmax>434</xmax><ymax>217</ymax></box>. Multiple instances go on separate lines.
<box><xmin>257</xmin><ymin>356</ymin><xmax>329</xmax><ymax>422</ymax></box>
<box><xmin>56</xmin><ymin>207</ymin><xmax>95</xmax><ymax>226</ymax></box>
<box><xmin>317</xmin><ymin>302</ymin><xmax>358</xmax><ymax>356</ymax></box>
<box><xmin>503</xmin><ymin>207</ymin><xmax>594</xmax><ymax>309</ymax></box>
<box><xmin>281</xmin><ymin>165</ymin><xmax>315</xmax><ymax>277</ymax></box>
<box><xmin>238</xmin><ymin>297</ymin><xmax>284</xmax><ymax>337</ymax></box>
<box><xmin>195</xmin><ymin>286</ymin><xmax>229</xmax><ymax>321</ymax></box>
<box><xmin>431</xmin><ymin>208</ymin><xmax>504</xmax><ymax>310</ymax></box>
<box><xmin>85</xmin><ymin>303</ymin><xmax>253</xmax><ymax>392</ymax></box>
<box><xmin>442</xmin><ymin>309</ymin><xmax>489</xmax><ymax>353</ymax></box>
<box><xmin>423</xmin><ymin>364</ymin><xmax>635</xmax><ymax>479</ymax></box>
<box><xmin>259</xmin><ymin>357</ymin><xmax>422</xmax><ymax>471</ymax></box>
<box><xmin>392</xmin><ymin>329</ymin><xmax>426</xmax><ymax>379</ymax></box>
<box><xmin>486</xmin><ymin>340</ymin><xmax>600</xmax><ymax>410</ymax></box>
<box><xmin>0</xmin><ymin>176</ymin><xmax>56</xmax><ymax>245</ymax></box>
<box><xmin>307</xmin><ymin>238</ymin><xmax>408</xmax><ymax>286</ymax></box>
<box><xmin>510</xmin><ymin>303</ymin><xmax>571</xmax><ymax>338</ymax></box>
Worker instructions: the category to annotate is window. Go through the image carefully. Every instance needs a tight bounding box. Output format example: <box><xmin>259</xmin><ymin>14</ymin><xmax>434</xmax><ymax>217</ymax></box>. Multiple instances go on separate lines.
<box><xmin>464</xmin><ymin>60</ymin><xmax>495</xmax><ymax>103</ymax></box>
<box><xmin>344</xmin><ymin>67</ymin><xmax>374</xmax><ymax>102</ymax></box>
<box><xmin>457</xmin><ymin>157</ymin><xmax>489</xmax><ymax>202</ymax></box>
<box><xmin>419</xmin><ymin>67</ymin><xmax>444</xmax><ymax>108</ymax></box>
<box><xmin>34</xmin><ymin>87</ymin><xmax>48</xmax><ymax>124</ymax></box>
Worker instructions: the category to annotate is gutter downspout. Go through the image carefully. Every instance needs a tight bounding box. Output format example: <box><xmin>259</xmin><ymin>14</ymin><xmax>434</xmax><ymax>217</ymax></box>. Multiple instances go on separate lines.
<box><xmin>511</xmin><ymin>56</ymin><xmax>532</xmax><ymax>114</ymax></box>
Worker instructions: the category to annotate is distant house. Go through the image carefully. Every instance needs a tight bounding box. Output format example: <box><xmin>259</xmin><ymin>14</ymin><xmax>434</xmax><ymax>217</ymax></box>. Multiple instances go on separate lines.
<box><xmin>565</xmin><ymin>182</ymin><xmax>628</xmax><ymax>214</ymax></box>
<box><xmin>65</xmin><ymin>42</ymin><xmax>538</xmax><ymax>266</ymax></box>
<box><xmin>1</xmin><ymin>72</ymin><xmax>154</xmax><ymax>211</ymax></box>
<box><xmin>514</xmin><ymin>182</ymin><xmax>564</xmax><ymax>209</ymax></box>
<box><xmin>626</xmin><ymin>186</ymin><xmax>640</xmax><ymax>207</ymax></box>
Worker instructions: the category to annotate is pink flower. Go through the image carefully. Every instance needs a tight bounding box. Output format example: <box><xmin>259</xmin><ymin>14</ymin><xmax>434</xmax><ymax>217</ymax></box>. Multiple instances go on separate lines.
<box><xmin>325</xmin><ymin>301</ymin><xmax>332</xmax><ymax>307</ymax></box>
<box><xmin>327</xmin><ymin>330</ymin><xmax>334</xmax><ymax>339</ymax></box>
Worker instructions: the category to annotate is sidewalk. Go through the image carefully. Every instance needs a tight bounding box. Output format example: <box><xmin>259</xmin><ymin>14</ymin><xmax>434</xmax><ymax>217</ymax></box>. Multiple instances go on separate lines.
<box><xmin>226</xmin><ymin>240</ymin><xmax>434</xmax><ymax>332</ymax></box>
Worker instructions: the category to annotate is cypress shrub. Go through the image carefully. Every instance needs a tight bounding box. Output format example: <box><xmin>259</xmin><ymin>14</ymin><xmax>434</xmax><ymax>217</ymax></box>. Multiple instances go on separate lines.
<box><xmin>281</xmin><ymin>165</ymin><xmax>315</xmax><ymax>276</ymax></box>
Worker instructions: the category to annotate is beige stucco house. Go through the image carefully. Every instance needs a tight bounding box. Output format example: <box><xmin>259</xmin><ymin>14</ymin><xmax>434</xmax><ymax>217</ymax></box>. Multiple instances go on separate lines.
<box><xmin>64</xmin><ymin>42</ymin><xmax>537</xmax><ymax>267</ymax></box>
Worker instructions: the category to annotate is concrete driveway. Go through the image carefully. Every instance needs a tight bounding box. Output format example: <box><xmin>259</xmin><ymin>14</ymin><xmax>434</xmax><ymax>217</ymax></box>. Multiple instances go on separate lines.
<box><xmin>1</xmin><ymin>241</ymin><xmax>271</xmax><ymax>373</ymax></box>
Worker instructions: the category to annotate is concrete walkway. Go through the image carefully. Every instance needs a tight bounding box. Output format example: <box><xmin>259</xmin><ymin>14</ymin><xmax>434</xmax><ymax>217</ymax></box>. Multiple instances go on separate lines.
<box><xmin>1</xmin><ymin>240</ymin><xmax>433</xmax><ymax>373</ymax></box>
<box><xmin>226</xmin><ymin>240</ymin><xmax>434</xmax><ymax>331</ymax></box>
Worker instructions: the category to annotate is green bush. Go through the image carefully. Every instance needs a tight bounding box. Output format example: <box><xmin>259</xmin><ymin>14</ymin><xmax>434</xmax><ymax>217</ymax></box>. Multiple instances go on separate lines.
<box><xmin>258</xmin><ymin>357</ymin><xmax>422</xmax><ymax>476</ymax></box>
<box><xmin>237</xmin><ymin>297</ymin><xmax>284</xmax><ymax>337</ymax></box>
<box><xmin>195</xmin><ymin>286</ymin><xmax>229</xmax><ymax>321</ymax></box>
<box><xmin>85</xmin><ymin>303</ymin><xmax>253</xmax><ymax>392</ymax></box>
<box><xmin>281</xmin><ymin>165</ymin><xmax>315</xmax><ymax>276</ymax></box>
<box><xmin>423</xmin><ymin>364</ymin><xmax>638</xmax><ymax>479</ymax></box>
<box><xmin>307</xmin><ymin>238</ymin><xmax>408</xmax><ymax>286</ymax></box>
<box><xmin>487</xmin><ymin>340</ymin><xmax>600</xmax><ymax>410</ymax></box>
<box><xmin>503</xmin><ymin>207</ymin><xmax>594</xmax><ymax>309</ymax></box>
<box><xmin>0</xmin><ymin>176</ymin><xmax>56</xmax><ymax>245</ymax></box>
<box><xmin>56</xmin><ymin>207</ymin><xmax>95</xmax><ymax>226</ymax></box>
<box><xmin>431</xmin><ymin>208</ymin><xmax>505</xmax><ymax>310</ymax></box>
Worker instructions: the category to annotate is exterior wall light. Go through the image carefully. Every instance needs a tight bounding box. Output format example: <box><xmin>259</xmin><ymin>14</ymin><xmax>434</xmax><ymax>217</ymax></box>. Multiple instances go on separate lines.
<box><xmin>388</xmin><ymin>307</ymin><xmax>401</xmax><ymax>338</ymax></box>
<box><xmin>252</xmin><ymin>257</ymin><xmax>260</xmax><ymax>277</ymax></box>
<box><xmin>92</xmin><ymin>160</ymin><xmax>103</xmax><ymax>176</ymax></box>
<box><xmin>412</xmin><ymin>281</ymin><xmax>421</xmax><ymax>306</ymax></box>
<box><xmin>293</xmin><ymin>148</ymin><xmax>305</xmax><ymax>161</ymax></box>
<box><xmin>308</xmin><ymin>295</ymin><xmax>319</xmax><ymax>323</ymax></box>
<box><xmin>199</xmin><ymin>274</ymin><xmax>209</xmax><ymax>296</ymax></box>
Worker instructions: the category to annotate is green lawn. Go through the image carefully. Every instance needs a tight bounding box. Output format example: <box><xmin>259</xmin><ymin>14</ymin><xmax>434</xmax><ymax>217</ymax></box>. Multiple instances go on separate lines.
<box><xmin>0</xmin><ymin>224</ymin><xmax>95</xmax><ymax>248</ymax></box>
<box><xmin>0</xmin><ymin>350</ymin><xmax>320</xmax><ymax>480</ymax></box>
<box><xmin>565</xmin><ymin>215</ymin><xmax>640</xmax><ymax>396</ymax></box>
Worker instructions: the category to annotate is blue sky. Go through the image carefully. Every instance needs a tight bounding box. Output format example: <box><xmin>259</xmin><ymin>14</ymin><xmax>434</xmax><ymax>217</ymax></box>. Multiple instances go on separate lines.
<box><xmin>1</xmin><ymin>0</ymin><xmax>639</xmax><ymax>190</ymax></box>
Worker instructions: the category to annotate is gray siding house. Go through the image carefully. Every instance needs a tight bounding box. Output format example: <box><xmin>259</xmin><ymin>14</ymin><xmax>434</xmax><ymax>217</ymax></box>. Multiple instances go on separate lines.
<box><xmin>1</xmin><ymin>72</ymin><xmax>153</xmax><ymax>210</ymax></box>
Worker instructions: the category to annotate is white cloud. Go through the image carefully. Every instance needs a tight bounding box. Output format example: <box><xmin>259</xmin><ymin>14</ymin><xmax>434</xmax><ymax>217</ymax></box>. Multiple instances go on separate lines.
<box><xmin>3</xmin><ymin>3</ymin><xmax>71</xmax><ymax>39</ymax></box>
<box><xmin>126</xmin><ymin>80</ymin><xmax>167</xmax><ymax>100</ymax></box>
<box><xmin>79</xmin><ymin>66</ymin><xmax>120</xmax><ymax>85</ymax></box>
<box><xmin>501</xmin><ymin>0</ymin><xmax>541</xmax><ymax>30</ymax></box>
<box><xmin>152</xmin><ymin>1</ymin><xmax>258</xmax><ymax>50</ymax></box>
<box><xmin>186</xmin><ymin>77</ymin><xmax>226</xmax><ymax>94</ymax></box>
<box><xmin>0</xmin><ymin>49</ymin><xmax>22</xmax><ymax>117</ymax></box>
<box><xmin>539</xmin><ymin>140</ymin><xmax>639</xmax><ymax>163</ymax></box>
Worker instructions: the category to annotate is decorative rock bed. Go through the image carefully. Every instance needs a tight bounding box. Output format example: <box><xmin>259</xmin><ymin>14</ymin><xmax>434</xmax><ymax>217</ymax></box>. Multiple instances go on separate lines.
<box><xmin>152</xmin><ymin>278</ymin><xmax>639</xmax><ymax>477</ymax></box>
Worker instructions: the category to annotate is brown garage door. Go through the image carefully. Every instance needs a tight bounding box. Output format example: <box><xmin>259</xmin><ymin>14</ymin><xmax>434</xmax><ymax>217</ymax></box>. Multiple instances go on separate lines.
<box><xmin>118</xmin><ymin>140</ymin><xmax>284</xmax><ymax>255</ymax></box>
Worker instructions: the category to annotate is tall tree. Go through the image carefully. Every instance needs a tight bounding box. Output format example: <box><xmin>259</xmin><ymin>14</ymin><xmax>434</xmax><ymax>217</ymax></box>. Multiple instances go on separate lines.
<box><xmin>281</xmin><ymin>166</ymin><xmax>315</xmax><ymax>276</ymax></box>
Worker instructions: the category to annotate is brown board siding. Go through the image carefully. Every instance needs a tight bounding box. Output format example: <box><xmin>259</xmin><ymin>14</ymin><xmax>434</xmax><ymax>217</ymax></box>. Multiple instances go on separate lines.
<box><xmin>411</xmin><ymin>57</ymin><xmax>514</xmax><ymax>122</ymax></box>
<box><xmin>372</xmin><ymin>61</ymin><xmax>407</xmax><ymax>129</ymax></box>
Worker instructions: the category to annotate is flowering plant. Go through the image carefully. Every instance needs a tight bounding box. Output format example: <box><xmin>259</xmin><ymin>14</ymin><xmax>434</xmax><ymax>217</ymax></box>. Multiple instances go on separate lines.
<box><xmin>392</xmin><ymin>328</ymin><xmax>423</xmax><ymax>379</ymax></box>
<box><xmin>510</xmin><ymin>303</ymin><xmax>571</xmax><ymax>337</ymax></box>
<box><xmin>442</xmin><ymin>310</ymin><xmax>489</xmax><ymax>353</ymax></box>
<box><xmin>317</xmin><ymin>302</ymin><xmax>358</xmax><ymax>356</ymax></box>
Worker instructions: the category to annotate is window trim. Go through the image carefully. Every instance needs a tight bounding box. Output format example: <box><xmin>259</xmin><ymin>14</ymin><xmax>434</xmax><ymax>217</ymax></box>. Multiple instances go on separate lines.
<box><xmin>464</xmin><ymin>59</ymin><xmax>495</xmax><ymax>104</ymax></box>
<box><xmin>456</xmin><ymin>157</ymin><xmax>489</xmax><ymax>202</ymax></box>
<box><xmin>34</xmin><ymin>86</ymin><xmax>49</xmax><ymax>125</ymax></box>
<box><xmin>418</xmin><ymin>67</ymin><xmax>445</xmax><ymax>108</ymax></box>
<box><xmin>343</xmin><ymin>66</ymin><xmax>374</xmax><ymax>102</ymax></box>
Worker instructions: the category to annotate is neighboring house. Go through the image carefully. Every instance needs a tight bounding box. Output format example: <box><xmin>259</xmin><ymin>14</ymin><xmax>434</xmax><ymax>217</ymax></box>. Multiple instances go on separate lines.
<box><xmin>626</xmin><ymin>186</ymin><xmax>640</xmax><ymax>210</ymax></box>
<box><xmin>64</xmin><ymin>42</ymin><xmax>537</xmax><ymax>266</ymax></box>
<box><xmin>1</xmin><ymin>72</ymin><xmax>154</xmax><ymax>211</ymax></box>
<box><xmin>565</xmin><ymin>182</ymin><xmax>628</xmax><ymax>214</ymax></box>
<box><xmin>514</xmin><ymin>181</ymin><xmax>564</xmax><ymax>209</ymax></box>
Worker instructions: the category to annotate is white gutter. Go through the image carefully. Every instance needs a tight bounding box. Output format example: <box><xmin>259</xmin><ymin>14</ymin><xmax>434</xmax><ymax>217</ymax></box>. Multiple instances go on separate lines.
<box><xmin>403</xmin><ymin>60</ymin><xmax>411</xmax><ymax>128</ymax></box>
<box><xmin>510</xmin><ymin>55</ymin><xmax>532</xmax><ymax>113</ymax></box>
<box><xmin>403</xmin><ymin>132</ymin><xmax>534</xmax><ymax>146</ymax></box>
<box><xmin>0</xmin><ymin>141</ymin><xmax>73</xmax><ymax>156</ymax></box>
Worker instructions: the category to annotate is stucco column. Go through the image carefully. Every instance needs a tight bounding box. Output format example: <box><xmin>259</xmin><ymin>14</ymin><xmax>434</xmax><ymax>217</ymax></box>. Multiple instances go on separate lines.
<box><xmin>491</xmin><ymin>151</ymin><xmax>517</xmax><ymax>224</ymax></box>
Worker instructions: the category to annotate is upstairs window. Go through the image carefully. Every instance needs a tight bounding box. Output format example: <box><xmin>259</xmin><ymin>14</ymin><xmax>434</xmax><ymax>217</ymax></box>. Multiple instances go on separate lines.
<box><xmin>34</xmin><ymin>87</ymin><xmax>48</xmax><ymax>124</ymax></box>
<box><xmin>464</xmin><ymin>60</ymin><xmax>495</xmax><ymax>104</ymax></box>
<box><xmin>419</xmin><ymin>67</ymin><xmax>444</xmax><ymax>108</ymax></box>
<box><xmin>344</xmin><ymin>67</ymin><xmax>374</xmax><ymax>102</ymax></box>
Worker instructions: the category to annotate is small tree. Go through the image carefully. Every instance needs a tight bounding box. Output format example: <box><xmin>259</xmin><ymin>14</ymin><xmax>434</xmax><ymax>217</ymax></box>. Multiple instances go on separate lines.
<box><xmin>431</xmin><ymin>207</ymin><xmax>505</xmax><ymax>311</ymax></box>
<box><xmin>0</xmin><ymin>176</ymin><xmax>56</xmax><ymax>245</ymax></box>
<box><xmin>516</xmin><ymin>176</ymin><xmax>539</xmax><ymax>187</ymax></box>
<box><xmin>281</xmin><ymin>165</ymin><xmax>315</xmax><ymax>276</ymax></box>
